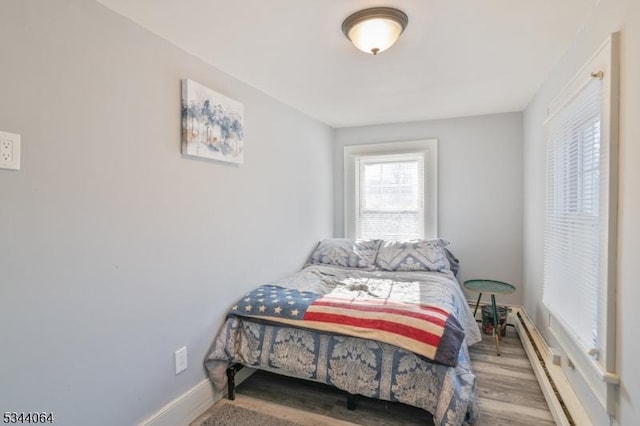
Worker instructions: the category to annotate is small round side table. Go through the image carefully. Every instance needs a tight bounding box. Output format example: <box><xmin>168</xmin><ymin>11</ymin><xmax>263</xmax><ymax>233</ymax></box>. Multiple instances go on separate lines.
<box><xmin>463</xmin><ymin>279</ymin><xmax>516</xmax><ymax>356</ymax></box>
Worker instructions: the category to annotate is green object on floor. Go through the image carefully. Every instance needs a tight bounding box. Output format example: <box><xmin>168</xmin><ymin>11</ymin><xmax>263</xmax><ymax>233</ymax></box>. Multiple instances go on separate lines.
<box><xmin>482</xmin><ymin>304</ymin><xmax>508</xmax><ymax>336</ymax></box>
<box><xmin>463</xmin><ymin>279</ymin><xmax>516</xmax><ymax>356</ymax></box>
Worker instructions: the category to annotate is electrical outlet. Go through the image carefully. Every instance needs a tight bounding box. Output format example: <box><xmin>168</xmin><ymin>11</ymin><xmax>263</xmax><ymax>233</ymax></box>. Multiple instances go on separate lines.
<box><xmin>0</xmin><ymin>131</ymin><xmax>21</xmax><ymax>170</ymax></box>
<box><xmin>175</xmin><ymin>346</ymin><xmax>187</xmax><ymax>375</ymax></box>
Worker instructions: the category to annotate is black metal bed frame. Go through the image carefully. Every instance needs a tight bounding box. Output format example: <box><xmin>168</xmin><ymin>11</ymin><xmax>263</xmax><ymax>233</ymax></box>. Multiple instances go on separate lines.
<box><xmin>225</xmin><ymin>363</ymin><xmax>357</xmax><ymax>410</ymax></box>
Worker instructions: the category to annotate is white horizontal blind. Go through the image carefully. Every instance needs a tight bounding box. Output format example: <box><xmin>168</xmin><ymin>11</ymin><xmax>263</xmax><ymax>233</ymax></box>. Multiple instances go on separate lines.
<box><xmin>355</xmin><ymin>154</ymin><xmax>424</xmax><ymax>240</ymax></box>
<box><xmin>543</xmin><ymin>75</ymin><xmax>606</xmax><ymax>358</ymax></box>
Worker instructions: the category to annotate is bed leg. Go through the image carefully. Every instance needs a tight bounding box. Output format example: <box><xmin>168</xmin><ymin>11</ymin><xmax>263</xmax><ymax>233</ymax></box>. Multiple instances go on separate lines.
<box><xmin>347</xmin><ymin>393</ymin><xmax>356</xmax><ymax>410</ymax></box>
<box><xmin>226</xmin><ymin>363</ymin><xmax>243</xmax><ymax>400</ymax></box>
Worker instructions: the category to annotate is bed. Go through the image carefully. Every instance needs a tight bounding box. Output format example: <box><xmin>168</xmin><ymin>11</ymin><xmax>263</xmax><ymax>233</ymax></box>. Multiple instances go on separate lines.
<box><xmin>204</xmin><ymin>238</ymin><xmax>482</xmax><ymax>425</ymax></box>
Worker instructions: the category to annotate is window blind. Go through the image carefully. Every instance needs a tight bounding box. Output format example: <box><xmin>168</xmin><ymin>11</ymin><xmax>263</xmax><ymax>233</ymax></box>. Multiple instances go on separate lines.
<box><xmin>355</xmin><ymin>154</ymin><xmax>424</xmax><ymax>240</ymax></box>
<box><xmin>543</xmin><ymin>75</ymin><xmax>607</xmax><ymax>357</ymax></box>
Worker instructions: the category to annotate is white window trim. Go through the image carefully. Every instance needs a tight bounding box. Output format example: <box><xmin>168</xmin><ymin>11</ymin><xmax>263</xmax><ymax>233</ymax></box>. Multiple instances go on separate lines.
<box><xmin>543</xmin><ymin>33</ymin><xmax>619</xmax><ymax>415</ymax></box>
<box><xmin>344</xmin><ymin>139</ymin><xmax>438</xmax><ymax>239</ymax></box>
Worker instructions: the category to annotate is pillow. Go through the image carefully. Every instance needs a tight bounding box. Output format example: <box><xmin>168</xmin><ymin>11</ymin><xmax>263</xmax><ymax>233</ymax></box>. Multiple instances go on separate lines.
<box><xmin>375</xmin><ymin>239</ymin><xmax>451</xmax><ymax>272</ymax></box>
<box><xmin>308</xmin><ymin>238</ymin><xmax>381</xmax><ymax>269</ymax></box>
<box><xmin>444</xmin><ymin>248</ymin><xmax>460</xmax><ymax>276</ymax></box>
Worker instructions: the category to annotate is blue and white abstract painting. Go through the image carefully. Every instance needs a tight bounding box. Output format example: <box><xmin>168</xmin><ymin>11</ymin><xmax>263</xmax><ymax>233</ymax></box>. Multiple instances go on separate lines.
<box><xmin>181</xmin><ymin>79</ymin><xmax>244</xmax><ymax>164</ymax></box>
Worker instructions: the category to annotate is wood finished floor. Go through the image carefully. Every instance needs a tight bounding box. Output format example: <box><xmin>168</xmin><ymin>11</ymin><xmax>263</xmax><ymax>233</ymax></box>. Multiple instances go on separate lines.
<box><xmin>203</xmin><ymin>326</ymin><xmax>555</xmax><ymax>425</ymax></box>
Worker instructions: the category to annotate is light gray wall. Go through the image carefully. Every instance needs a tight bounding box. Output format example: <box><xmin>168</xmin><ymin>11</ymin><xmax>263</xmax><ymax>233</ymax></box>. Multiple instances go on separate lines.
<box><xmin>523</xmin><ymin>0</ymin><xmax>639</xmax><ymax>423</ymax></box>
<box><xmin>0</xmin><ymin>1</ymin><xmax>333</xmax><ymax>425</ymax></box>
<box><xmin>334</xmin><ymin>113</ymin><xmax>524</xmax><ymax>306</ymax></box>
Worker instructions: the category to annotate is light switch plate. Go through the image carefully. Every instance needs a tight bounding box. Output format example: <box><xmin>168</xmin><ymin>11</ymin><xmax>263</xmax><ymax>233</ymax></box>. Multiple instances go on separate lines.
<box><xmin>0</xmin><ymin>131</ymin><xmax>21</xmax><ymax>170</ymax></box>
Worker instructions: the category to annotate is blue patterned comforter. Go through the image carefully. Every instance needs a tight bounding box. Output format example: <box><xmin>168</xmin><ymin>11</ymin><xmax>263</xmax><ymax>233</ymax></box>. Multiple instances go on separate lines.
<box><xmin>205</xmin><ymin>265</ymin><xmax>481</xmax><ymax>425</ymax></box>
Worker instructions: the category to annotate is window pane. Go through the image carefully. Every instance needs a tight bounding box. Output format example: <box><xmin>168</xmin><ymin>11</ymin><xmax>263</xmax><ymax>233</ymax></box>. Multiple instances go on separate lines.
<box><xmin>356</xmin><ymin>156</ymin><xmax>424</xmax><ymax>240</ymax></box>
<box><xmin>543</xmin><ymin>75</ymin><xmax>605</xmax><ymax>355</ymax></box>
<box><xmin>358</xmin><ymin>212</ymin><xmax>421</xmax><ymax>240</ymax></box>
<box><xmin>361</xmin><ymin>160</ymin><xmax>419</xmax><ymax>211</ymax></box>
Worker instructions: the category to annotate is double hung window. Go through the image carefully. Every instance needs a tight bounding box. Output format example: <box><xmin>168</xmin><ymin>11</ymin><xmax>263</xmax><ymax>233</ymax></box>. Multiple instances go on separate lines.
<box><xmin>542</xmin><ymin>35</ymin><xmax>619</xmax><ymax>412</ymax></box>
<box><xmin>344</xmin><ymin>140</ymin><xmax>438</xmax><ymax>240</ymax></box>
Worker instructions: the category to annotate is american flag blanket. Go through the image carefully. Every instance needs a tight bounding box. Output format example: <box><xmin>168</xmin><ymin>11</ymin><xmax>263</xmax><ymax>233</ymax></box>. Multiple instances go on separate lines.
<box><xmin>228</xmin><ymin>284</ymin><xmax>465</xmax><ymax>366</ymax></box>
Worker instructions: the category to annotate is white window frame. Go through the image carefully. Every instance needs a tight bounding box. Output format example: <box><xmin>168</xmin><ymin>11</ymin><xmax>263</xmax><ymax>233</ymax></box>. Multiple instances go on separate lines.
<box><xmin>543</xmin><ymin>34</ymin><xmax>619</xmax><ymax>414</ymax></box>
<box><xmin>344</xmin><ymin>139</ymin><xmax>438</xmax><ymax>240</ymax></box>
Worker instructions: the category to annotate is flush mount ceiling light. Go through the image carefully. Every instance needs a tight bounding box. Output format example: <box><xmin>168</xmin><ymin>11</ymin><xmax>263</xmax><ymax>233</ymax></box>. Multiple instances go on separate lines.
<box><xmin>342</xmin><ymin>7</ymin><xmax>409</xmax><ymax>55</ymax></box>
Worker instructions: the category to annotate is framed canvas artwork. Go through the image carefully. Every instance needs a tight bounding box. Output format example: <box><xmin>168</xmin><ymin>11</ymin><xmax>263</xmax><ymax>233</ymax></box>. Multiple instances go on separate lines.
<box><xmin>181</xmin><ymin>79</ymin><xmax>244</xmax><ymax>164</ymax></box>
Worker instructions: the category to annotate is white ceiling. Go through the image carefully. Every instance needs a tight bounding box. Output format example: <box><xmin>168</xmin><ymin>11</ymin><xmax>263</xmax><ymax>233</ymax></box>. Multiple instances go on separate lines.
<box><xmin>96</xmin><ymin>0</ymin><xmax>595</xmax><ymax>128</ymax></box>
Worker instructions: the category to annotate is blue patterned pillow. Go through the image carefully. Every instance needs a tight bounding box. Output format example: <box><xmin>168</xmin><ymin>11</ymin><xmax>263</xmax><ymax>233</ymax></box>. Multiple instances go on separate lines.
<box><xmin>308</xmin><ymin>238</ymin><xmax>381</xmax><ymax>269</ymax></box>
<box><xmin>375</xmin><ymin>239</ymin><xmax>451</xmax><ymax>272</ymax></box>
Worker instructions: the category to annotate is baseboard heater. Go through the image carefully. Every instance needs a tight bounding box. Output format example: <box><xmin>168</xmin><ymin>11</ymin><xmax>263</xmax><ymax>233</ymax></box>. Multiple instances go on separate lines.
<box><xmin>515</xmin><ymin>310</ymin><xmax>575</xmax><ymax>425</ymax></box>
<box><xmin>510</xmin><ymin>307</ymin><xmax>595</xmax><ymax>426</ymax></box>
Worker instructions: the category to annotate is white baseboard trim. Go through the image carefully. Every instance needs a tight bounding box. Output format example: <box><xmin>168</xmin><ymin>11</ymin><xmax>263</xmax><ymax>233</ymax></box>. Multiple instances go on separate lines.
<box><xmin>138</xmin><ymin>368</ymin><xmax>255</xmax><ymax>426</ymax></box>
<box><xmin>511</xmin><ymin>307</ymin><xmax>591</xmax><ymax>426</ymax></box>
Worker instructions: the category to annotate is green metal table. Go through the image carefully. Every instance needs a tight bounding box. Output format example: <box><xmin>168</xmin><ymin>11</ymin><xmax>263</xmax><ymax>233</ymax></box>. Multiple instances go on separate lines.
<box><xmin>463</xmin><ymin>279</ymin><xmax>516</xmax><ymax>356</ymax></box>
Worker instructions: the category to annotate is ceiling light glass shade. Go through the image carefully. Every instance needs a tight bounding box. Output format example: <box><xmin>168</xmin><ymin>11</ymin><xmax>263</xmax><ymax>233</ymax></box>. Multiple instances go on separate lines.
<box><xmin>342</xmin><ymin>7</ymin><xmax>408</xmax><ymax>55</ymax></box>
